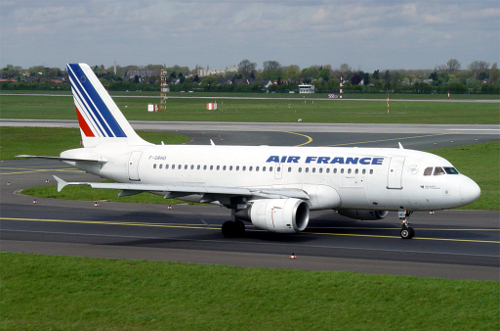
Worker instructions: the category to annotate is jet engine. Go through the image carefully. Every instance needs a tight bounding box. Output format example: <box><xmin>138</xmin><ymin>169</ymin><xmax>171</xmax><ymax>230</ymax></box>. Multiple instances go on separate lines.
<box><xmin>234</xmin><ymin>198</ymin><xmax>310</xmax><ymax>233</ymax></box>
<box><xmin>337</xmin><ymin>209</ymin><xmax>389</xmax><ymax>220</ymax></box>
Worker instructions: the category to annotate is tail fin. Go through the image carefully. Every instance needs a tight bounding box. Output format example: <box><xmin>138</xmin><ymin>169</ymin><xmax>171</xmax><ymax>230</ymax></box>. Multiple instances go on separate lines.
<box><xmin>66</xmin><ymin>63</ymin><xmax>150</xmax><ymax>148</ymax></box>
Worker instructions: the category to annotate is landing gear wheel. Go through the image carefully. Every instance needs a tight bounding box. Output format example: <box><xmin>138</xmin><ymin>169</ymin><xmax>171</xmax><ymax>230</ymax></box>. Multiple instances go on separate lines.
<box><xmin>222</xmin><ymin>221</ymin><xmax>236</xmax><ymax>238</ymax></box>
<box><xmin>400</xmin><ymin>226</ymin><xmax>415</xmax><ymax>239</ymax></box>
<box><xmin>234</xmin><ymin>220</ymin><xmax>245</xmax><ymax>237</ymax></box>
<box><xmin>399</xmin><ymin>209</ymin><xmax>415</xmax><ymax>239</ymax></box>
<box><xmin>222</xmin><ymin>220</ymin><xmax>246</xmax><ymax>238</ymax></box>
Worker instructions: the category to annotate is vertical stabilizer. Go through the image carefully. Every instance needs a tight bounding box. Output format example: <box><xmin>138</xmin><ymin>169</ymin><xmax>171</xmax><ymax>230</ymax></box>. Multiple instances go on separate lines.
<box><xmin>66</xmin><ymin>63</ymin><xmax>150</xmax><ymax>147</ymax></box>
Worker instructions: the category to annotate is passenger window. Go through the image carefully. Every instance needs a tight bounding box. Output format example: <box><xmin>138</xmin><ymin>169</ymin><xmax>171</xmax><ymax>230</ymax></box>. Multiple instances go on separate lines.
<box><xmin>172</xmin><ymin>164</ymin><xmax>176</xmax><ymax>170</ymax></box>
<box><xmin>288</xmin><ymin>167</ymin><xmax>292</xmax><ymax>172</ymax></box>
<box><xmin>242</xmin><ymin>166</ymin><xmax>246</xmax><ymax>171</ymax></box>
<box><xmin>424</xmin><ymin>167</ymin><xmax>433</xmax><ymax>176</ymax></box>
<box><xmin>223</xmin><ymin>165</ymin><xmax>226</xmax><ymax>171</ymax></box>
<box><xmin>326</xmin><ymin>168</ymin><xmax>330</xmax><ymax>174</ymax></box>
<box><xmin>203</xmin><ymin>165</ymin><xmax>207</xmax><ymax>170</ymax></box>
<box><xmin>434</xmin><ymin>167</ymin><xmax>445</xmax><ymax>176</ymax></box>
<box><xmin>216</xmin><ymin>165</ymin><xmax>220</xmax><ymax>171</ymax></box>
<box><xmin>348</xmin><ymin>169</ymin><xmax>351</xmax><ymax>174</ymax></box>
<box><xmin>312</xmin><ymin>168</ymin><xmax>316</xmax><ymax>173</ymax></box>
<box><xmin>210</xmin><ymin>165</ymin><xmax>214</xmax><ymax>170</ymax></box>
<box><xmin>319</xmin><ymin>168</ymin><xmax>323</xmax><ymax>173</ymax></box>
<box><xmin>341</xmin><ymin>169</ymin><xmax>344</xmax><ymax>174</ymax></box>
<box><xmin>153</xmin><ymin>164</ymin><xmax>157</xmax><ymax>169</ymax></box>
<box><xmin>190</xmin><ymin>165</ymin><xmax>194</xmax><ymax>170</ymax></box>
<box><xmin>369</xmin><ymin>169</ymin><xmax>373</xmax><ymax>174</ymax></box>
<box><xmin>298</xmin><ymin>167</ymin><xmax>302</xmax><ymax>173</ymax></box>
<box><xmin>334</xmin><ymin>168</ymin><xmax>337</xmax><ymax>174</ymax></box>
<box><xmin>362</xmin><ymin>169</ymin><xmax>366</xmax><ymax>174</ymax></box>
<box><xmin>249</xmin><ymin>166</ymin><xmax>253</xmax><ymax>171</ymax></box>
<box><xmin>305</xmin><ymin>168</ymin><xmax>309</xmax><ymax>173</ymax></box>
<box><xmin>269</xmin><ymin>167</ymin><xmax>273</xmax><ymax>171</ymax></box>
<box><xmin>236</xmin><ymin>166</ymin><xmax>240</xmax><ymax>171</ymax></box>
<box><xmin>229</xmin><ymin>166</ymin><xmax>233</xmax><ymax>171</ymax></box>
<box><xmin>166</xmin><ymin>164</ymin><xmax>169</xmax><ymax>170</ymax></box>
<box><xmin>197</xmin><ymin>165</ymin><xmax>200</xmax><ymax>170</ymax></box>
<box><xmin>256</xmin><ymin>166</ymin><xmax>259</xmax><ymax>171</ymax></box>
<box><xmin>355</xmin><ymin>169</ymin><xmax>358</xmax><ymax>174</ymax></box>
<box><xmin>184</xmin><ymin>165</ymin><xmax>188</xmax><ymax>170</ymax></box>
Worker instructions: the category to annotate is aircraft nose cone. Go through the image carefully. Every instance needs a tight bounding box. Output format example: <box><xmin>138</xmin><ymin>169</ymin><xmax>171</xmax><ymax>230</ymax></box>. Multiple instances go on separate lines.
<box><xmin>459</xmin><ymin>178</ymin><xmax>481</xmax><ymax>206</ymax></box>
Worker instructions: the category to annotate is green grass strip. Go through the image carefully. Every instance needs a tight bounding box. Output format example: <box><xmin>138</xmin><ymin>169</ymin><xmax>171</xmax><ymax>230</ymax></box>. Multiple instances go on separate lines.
<box><xmin>1</xmin><ymin>94</ymin><xmax>499</xmax><ymax>124</ymax></box>
<box><xmin>1</xmin><ymin>252</ymin><xmax>498</xmax><ymax>331</ymax></box>
<box><xmin>0</xmin><ymin>127</ymin><xmax>189</xmax><ymax>160</ymax></box>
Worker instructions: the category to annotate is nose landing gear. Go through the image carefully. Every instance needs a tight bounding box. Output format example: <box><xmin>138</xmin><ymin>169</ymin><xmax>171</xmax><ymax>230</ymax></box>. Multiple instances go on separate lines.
<box><xmin>399</xmin><ymin>210</ymin><xmax>415</xmax><ymax>239</ymax></box>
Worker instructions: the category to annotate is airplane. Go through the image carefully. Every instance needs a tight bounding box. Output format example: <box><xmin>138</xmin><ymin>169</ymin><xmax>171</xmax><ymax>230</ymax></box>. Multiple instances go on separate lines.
<box><xmin>18</xmin><ymin>63</ymin><xmax>481</xmax><ymax>239</ymax></box>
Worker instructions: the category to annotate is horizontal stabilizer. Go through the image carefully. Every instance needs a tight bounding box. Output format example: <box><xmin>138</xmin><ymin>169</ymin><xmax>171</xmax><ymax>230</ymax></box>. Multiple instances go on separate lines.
<box><xmin>17</xmin><ymin>155</ymin><xmax>106</xmax><ymax>163</ymax></box>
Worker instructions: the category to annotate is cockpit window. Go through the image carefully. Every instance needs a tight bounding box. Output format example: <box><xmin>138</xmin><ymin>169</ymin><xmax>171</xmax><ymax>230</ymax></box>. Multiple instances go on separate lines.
<box><xmin>433</xmin><ymin>167</ymin><xmax>446</xmax><ymax>176</ymax></box>
<box><xmin>444</xmin><ymin>167</ymin><xmax>459</xmax><ymax>175</ymax></box>
<box><xmin>424</xmin><ymin>167</ymin><xmax>433</xmax><ymax>176</ymax></box>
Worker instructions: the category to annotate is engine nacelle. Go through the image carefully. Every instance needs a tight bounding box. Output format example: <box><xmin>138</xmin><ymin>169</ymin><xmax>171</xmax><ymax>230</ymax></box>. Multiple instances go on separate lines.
<box><xmin>234</xmin><ymin>198</ymin><xmax>310</xmax><ymax>233</ymax></box>
<box><xmin>337</xmin><ymin>209</ymin><xmax>389</xmax><ymax>220</ymax></box>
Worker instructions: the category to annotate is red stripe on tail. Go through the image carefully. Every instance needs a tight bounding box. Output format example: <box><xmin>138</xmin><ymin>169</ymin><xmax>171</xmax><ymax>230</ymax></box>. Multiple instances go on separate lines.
<box><xmin>75</xmin><ymin>106</ymin><xmax>95</xmax><ymax>137</ymax></box>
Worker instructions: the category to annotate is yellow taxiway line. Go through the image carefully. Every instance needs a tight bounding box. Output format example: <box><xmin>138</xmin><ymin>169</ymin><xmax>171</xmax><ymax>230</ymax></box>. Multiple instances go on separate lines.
<box><xmin>2</xmin><ymin>217</ymin><xmax>499</xmax><ymax>244</ymax></box>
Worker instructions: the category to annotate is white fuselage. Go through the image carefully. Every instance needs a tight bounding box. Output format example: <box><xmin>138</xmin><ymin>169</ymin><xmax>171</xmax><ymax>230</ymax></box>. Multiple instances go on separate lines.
<box><xmin>63</xmin><ymin>143</ymin><xmax>480</xmax><ymax>212</ymax></box>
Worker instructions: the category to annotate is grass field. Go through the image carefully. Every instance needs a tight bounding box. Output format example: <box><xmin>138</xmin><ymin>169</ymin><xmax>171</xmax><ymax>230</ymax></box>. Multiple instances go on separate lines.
<box><xmin>1</xmin><ymin>253</ymin><xmax>498</xmax><ymax>331</ymax></box>
<box><xmin>1</xmin><ymin>94</ymin><xmax>499</xmax><ymax>124</ymax></box>
<box><xmin>0</xmin><ymin>127</ymin><xmax>189</xmax><ymax>160</ymax></box>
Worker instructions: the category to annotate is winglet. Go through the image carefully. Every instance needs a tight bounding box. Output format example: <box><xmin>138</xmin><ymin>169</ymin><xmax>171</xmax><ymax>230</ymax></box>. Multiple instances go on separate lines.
<box><xmin>210</xmin><ymin>139</ymin><xmax>216</xmax><ymax>146</ymax></box>
<box><xmin>53</xmin><ymin>175</ymin><xmax>68</xmax><ymax>192</ymax></box>
<box><xmin>398</xmin><ymin>142</ymin><xmax>404</xmax><ymax>149</ymax></box>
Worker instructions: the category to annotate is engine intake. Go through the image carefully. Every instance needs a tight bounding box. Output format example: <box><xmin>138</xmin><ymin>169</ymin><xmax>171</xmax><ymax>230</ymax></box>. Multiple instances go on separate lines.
<box><xmin>337</xmin><ymin>209</ymin><xmax>389</xmax><ymax>220</ymax></box>
<box><xmin>234</xmin><ymin>198</ymin><xmax>310</xmax><ymax>233</ymax></box>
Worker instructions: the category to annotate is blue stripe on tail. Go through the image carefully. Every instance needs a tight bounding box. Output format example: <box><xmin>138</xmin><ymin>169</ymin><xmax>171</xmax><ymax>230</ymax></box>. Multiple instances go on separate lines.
<box><xmin>67</xmin><ymin>64</ymin><xmax>126</xmax><ymax>138</ymax></box>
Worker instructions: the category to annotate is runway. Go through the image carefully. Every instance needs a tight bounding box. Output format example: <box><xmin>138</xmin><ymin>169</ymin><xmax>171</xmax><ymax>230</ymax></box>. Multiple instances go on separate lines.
<box><xmin>1</xmin><ymin>123</ymin><xmax>499</xmax><ymax>281</ymax></box>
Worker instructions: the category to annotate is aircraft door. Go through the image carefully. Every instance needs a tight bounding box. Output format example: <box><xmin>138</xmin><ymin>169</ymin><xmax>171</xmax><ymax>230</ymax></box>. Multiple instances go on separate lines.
<box><xmin>128</xmin><ymin>151</ymin><xmax>142</xmax><ymax>181</ymax></box>
<box><xmin>274</xmin><ymin>163</ymin><xmax>283</xmax><ymax>179</ymax></box>
<box><xmin>387</xmin><ymin>156</ymin><xmax>405</xmax><ymax>189</ymax></box>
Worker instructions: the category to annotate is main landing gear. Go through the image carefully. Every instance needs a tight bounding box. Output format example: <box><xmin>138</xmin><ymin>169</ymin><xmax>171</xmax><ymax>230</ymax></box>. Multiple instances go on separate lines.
<box><xmin>222</xmin><ymin>220</ymin><xmax>245</xmax><ymax>238</ymax></box>
<box><xmin>399</xmin><ymin>209</ymin><xmax>415</xmax><ymax>239</ymax></box>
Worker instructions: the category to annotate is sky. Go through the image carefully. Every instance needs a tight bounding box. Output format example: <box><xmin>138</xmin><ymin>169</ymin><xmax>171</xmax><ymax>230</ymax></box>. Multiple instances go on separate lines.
<box><xmin>1</xmin><ymin>0</ymin><xmax>499</xmax><ymax>72</ymax></box>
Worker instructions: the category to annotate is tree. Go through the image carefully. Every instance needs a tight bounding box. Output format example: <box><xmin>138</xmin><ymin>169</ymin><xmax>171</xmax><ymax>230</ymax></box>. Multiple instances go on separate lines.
<box><xmin>468</xmin><ymin>60</ymin><xmax>491</xmax><ymax>79</ymax></box>
<box><xmin>238</xmin><ymin>59</ymin><xmax>257</xmax><ymax>79</ymax></box>
<box><xmin>317</xmin><ymin>68</ymin><xmax>331</xmax><ymax>81</ymax></box>
<box><xmin>447</xmin><ymin>59</ymin><xmax>461</xmax><ymax>72</ymax></box>
<box><xmin>372</xmin><ymin>70</ymin><xmax>380</xmax><ymax>80</ymax></box>
<box><xmin>468</xmin><ymin>60</ymin><xmax>490</xmax><ymax>72</ymax></box>
<box><xmin>489</xmin><ymin>63</ymin><xmax>499</xmax><ymax>84</ymax></box>
<box><xmin>263</xmin><ymin>61</ymin><xmax>282</xmax><ymax>80</ymax></box>
<box><xmin>284</xmin><ymin>65</ymin><xmax>300</xmax><ymax>81</ymax></box>
<box><xmin>200</xmin><ymin>76</ymin><xmax>217</xmax><ymax>90</ymax></box>
<box><xmin>339</xmin><ymin>63</ymin><xmax>352</xmax><ymax>74</ymax></box>
<box><xmin>351</xmin><ymin>74</ymin><xmax>362</xmax><ymax>85</ymax></box>
<box><xmin>383</xmin><ymin>70</ymin><xmax>391</xmax><ymax>83</ymax></box>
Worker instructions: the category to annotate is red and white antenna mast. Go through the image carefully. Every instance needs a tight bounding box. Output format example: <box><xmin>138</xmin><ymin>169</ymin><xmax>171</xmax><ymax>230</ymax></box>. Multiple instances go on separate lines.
<box><xmin>340</xmin><ymin>74</ymin><xmax>343</xmax><ymax>99</ymax></box>
<box><xmin>160</xmin><ymin>68</ymin><xmax>168</xmax><ymax>111</ymax></box>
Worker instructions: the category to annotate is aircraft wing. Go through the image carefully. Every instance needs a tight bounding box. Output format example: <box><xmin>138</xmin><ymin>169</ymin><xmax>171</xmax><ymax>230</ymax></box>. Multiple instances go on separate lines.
<box><xmin>53</xmin><ymin>176</ymin><xmax>310</xmax><ymax>200</ymax></box>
